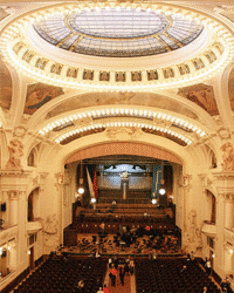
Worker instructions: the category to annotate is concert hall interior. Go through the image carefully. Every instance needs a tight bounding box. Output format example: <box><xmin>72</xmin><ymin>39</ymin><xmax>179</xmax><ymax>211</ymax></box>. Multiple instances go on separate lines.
<box><xmin>0</xmin><ymin>0</ymin><xmax>234</xmax><ymax>292</ymax></box>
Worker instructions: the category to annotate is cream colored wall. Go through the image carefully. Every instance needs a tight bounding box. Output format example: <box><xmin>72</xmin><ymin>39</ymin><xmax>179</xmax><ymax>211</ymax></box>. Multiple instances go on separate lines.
<box><xmin>1</xmin><ymin>0</ymin><xmax>234</xmax><ymax>291</ymax></box>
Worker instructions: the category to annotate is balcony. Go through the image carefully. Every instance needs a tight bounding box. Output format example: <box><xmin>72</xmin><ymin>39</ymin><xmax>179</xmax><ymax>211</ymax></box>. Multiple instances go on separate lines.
<box><xmin>225</xmin><ymin>227</ymin><xmax>234</xmax><ymax>246</ymax></box>
<box><xmin>26</xmin><ymin>218</ymin><xmax>42</xmax><ymax>233</ymax></box>
<box><xmin>201</xmin><ymin>220</ymin><xmax>217</xmax><ymax>237</ymax></box>
<box><xmin>0</xmin><ymin>225</ymin><xmax>18</xmax><ymax>246</ymax></box>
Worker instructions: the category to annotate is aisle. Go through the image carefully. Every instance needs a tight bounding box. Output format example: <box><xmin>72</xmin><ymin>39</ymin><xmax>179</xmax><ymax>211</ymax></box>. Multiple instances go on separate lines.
<box><xmin>107</xmin><ymin>273</ymin><xmax>131</xmax><ymax>293</ymax></box>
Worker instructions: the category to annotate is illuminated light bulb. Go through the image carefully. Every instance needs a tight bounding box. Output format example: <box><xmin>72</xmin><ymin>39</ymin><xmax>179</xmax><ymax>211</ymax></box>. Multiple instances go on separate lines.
<box><xmin>78</xmin><ymin>187</ymin><xmax>85</xmax><ymax>194</ymax></box>
<box><xmin>91</xmin><ymin>198</ymin><xmax>96</xmax><ymax>203</ymax></box>
<box><xmin>152</xmin><ymin>198</ymin><xmax>157</xmax><ymax>204</ymax></box>
<box><xmin>159</xmin><ymin>188</ymin><xmax>166</xmax><ymax>195</ymax></box>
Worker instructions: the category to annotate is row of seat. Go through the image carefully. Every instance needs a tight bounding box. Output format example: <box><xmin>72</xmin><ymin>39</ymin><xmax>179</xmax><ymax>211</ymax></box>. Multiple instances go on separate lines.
<box><xmin>135</xmin><ymin>258</ymin><xmax>221</xmax><ymax>293</ymax></box>
<box><xmin>13</xmin><ymin>256</ymin><xmax>107</xmax><ymax>293</ymax></box>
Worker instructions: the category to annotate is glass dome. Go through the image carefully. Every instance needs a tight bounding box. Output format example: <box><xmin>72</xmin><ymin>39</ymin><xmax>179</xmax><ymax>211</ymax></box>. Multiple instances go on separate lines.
<box><xmin>33</xmin><ymin>7</ymin><xmax>203</xmax><ymax>58</ymax></box>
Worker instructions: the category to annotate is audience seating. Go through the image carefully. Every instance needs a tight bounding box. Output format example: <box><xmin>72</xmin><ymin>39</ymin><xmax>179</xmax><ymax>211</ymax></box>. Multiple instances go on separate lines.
<box><xmin>135</xmin><ymin>258</ymin><xmax>221</xmax><ymax>293</ymax></box>
<box><xmin>13</xmin><ymin>256</ymin><xmax>107</xmax><ymax>293</ymax></box>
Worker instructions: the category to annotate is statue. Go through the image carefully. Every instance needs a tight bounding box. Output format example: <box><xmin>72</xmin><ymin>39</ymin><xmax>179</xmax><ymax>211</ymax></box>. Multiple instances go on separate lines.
<box><xmin>184</xmin><ymin>210</ymin><xmax>202</xmax><ymax>253</ymax></box>
<box><xmin>6</xmin><ymin>139</ymin><xmax>24</xmax><ymax>170</ymax></box>
<box><xmin>220</xmin><ymin>142</ymin><xmax>234</xmax><ymax>171</ymax></box>
<box><xmin>41</xmin><ymin>214</ymin><xmax>59</xmax><ymax>254</ymax></box>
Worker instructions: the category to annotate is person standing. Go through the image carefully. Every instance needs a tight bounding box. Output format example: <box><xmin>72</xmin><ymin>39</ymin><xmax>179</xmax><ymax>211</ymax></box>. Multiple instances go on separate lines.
<box><xmin>103</xmin><ymin>284</ymin><xmax>110</xmax><ymax>293</ymax></box>
<box><xmin>119</xmin><ymin>266</ymin><xmax>125</xmax><ymax>286</ymax></box>
<box><xmin>114</xmin><ymin>256</ymin><xmax>119</xmax><ymax>269</ymax></box>
<box><xmin>109</xmin><ymin>264</ymin><xmax>117</xmax><ymax>286</ymax></box>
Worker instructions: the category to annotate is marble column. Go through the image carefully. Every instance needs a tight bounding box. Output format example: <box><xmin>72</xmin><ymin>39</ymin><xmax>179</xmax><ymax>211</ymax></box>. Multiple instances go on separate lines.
<box><xmin>8</xmin><ymin>191</ymin><xmax>19</xmax><ymax>226</ymax></box>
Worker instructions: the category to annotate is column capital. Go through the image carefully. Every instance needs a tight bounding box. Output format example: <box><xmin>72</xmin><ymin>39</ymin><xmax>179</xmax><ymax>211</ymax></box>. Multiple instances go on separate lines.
<box><xmin>7</xmin><ymin>190</ymin><xmax>22</xmax><ymax>200</ymax></box>
<box><xmin>219</xmin><ymin>192</ymin><xmax>234</xmax><ymax>203</ymax></box>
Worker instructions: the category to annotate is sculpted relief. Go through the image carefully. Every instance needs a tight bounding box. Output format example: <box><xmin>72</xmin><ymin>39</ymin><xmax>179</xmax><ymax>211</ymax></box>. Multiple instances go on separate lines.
<box><xmin>106</xmin><ymin>127</ymin><xmax>142</xmax><ymax>140</ymax></box>
<box><xmin>220</xmin><ymin>142</ymin><xmax>234</xmax><ymax>171</ymax></box>
<box><xmin>41</xmin><ymin>214</ymin><xmax>59</xmax><ymax>254</ymax></box>
<box><xmin>6</xmin><ymin>139</ymin><xmax>24</xmax><ymax>171</ymax></box>
<box><xmin>184</xmin><ymin>210</ymin><xmax>202</xmax><ymax>253</ymax></box>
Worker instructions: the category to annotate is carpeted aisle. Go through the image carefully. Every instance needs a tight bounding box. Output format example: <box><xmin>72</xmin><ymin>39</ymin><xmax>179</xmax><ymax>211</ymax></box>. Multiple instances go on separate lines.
<box><xmin>107</xmin><ymin>273</ymin><xmax>131</xmax><ymax>293</ymax></box>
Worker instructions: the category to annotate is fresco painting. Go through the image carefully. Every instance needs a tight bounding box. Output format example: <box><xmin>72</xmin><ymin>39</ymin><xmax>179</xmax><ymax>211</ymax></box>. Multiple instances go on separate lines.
<box><xmin>228</xmin><ymin>67</ymin><xmax>234</xmax><ymax>111</ymax></box>
<box><xmin>0</xmin><ymin>7</ymin><xmax>9</xmax><ymax>22</ymax></box>
<box><xmin>24</xmin><ymin>83</ymin><xmax>64</xmax><ymax>115</ymax></box>
<box><xmin>46</xmin><ymin>92</ymin><xmax>198</xmax><ymax>120</ymax></box>
<box><xmin>177</xmin><ymin>83</ymin><xmax>219</xmax><ymax>116</ymax></box>
<box><xmin>0</xmin><ymin>59</ymin><xmax>12</xmax><ymax>111</ymax></box>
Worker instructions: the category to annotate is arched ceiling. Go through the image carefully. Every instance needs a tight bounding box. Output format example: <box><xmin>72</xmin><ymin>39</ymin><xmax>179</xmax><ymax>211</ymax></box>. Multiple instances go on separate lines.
<box><xmin>65</xmin><ymin>142</ymin><xmax>183</xmax><ymax>165</ymax></box>
<box><xmin>0</xmin><ymin>1</ymin><xmax>233</xmax><ymax>170</ymax></box>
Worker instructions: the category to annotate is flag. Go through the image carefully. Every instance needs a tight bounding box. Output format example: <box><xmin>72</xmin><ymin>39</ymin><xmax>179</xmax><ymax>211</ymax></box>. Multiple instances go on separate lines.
<box><xmin>86</xmin><ymin>166</ymin><xmax>95</xmax><ymax>198</ymax></box>
<box><xmin>93</xmin><ymin>167</ymin><xmax>99</xmax><ymax>198</ymax></box>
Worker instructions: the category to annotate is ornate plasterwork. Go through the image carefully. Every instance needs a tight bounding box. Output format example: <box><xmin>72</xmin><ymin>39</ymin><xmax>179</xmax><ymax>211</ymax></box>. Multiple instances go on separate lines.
<box><xmin>220</xmin><ymin>142</ymin><xmax>234</xmax><ymax>172</ymax></box>
<box><xmin>0</xmin><ymin>2</ymin><xmax>233</xmax><ymax>92</ymax></box>
<box><xmin>224</xmin><ymin>228</ymin><xmax>234</xmax><ymax>246</ymax></box>
<box><xmin>41</xmin><ymin>214</ymin><xmax>59</xmax><ymax>254</ymax></box>
<box><xmin>220</xmin><ymin>192</ymin><xmax>234</xmax><ymax>203</ymax></box>
<box><xmin>0</xmin><ymin>225</ymin><xmax>18</xmax><ymax>246</ymax></box>
<box><xmin>106</xmin><ymin>127</ymin><xmax>142</xmax><ymax>140</ymax></box>
<box><xmin>7</xmin><ymin>190</ymin><xmax>22</xmax><ymax>200</ymax></box>
<box><xmin>5</xmin><ymin>139</ymin><xmax>24</xmax><ymax>171</ymax></box>
<box><xmin>184</xmin><ymin>209</ymin><xmax>202</xmax><ymax>253</ymax></box>
<box><xmin>218</xmin><ymin>128</ymin><xmax>231</xmax><ymax>140</ymax></box>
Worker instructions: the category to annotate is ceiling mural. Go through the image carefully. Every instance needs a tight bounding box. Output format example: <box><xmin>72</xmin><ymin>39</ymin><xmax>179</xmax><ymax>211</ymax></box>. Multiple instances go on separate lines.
<box><xmin>177</xmin><ymin>83</ymin><xmax>219</xmax><ymax>116</ymax></box>
<box><xmin>228</xmin><ymin>67</ymin><xmax>234</xmax><ymax>111</ymax></box>
<box><xmin>24</xmin><ymin>83</ymin><xmax>64</xmax><ymax>115</ymax></box>
<box><xmin>0</xmin><ymin>59</ymin><xmax>12</xmax><ymax>111</ymax></box>
<box><xmin>0</xmin><ymin>7</ymin><xmax>9</xmax><ymax>22</ymax></box>
<box><xmin>214</xmin><ymin>5</ymin><xmax>234</xmax><ymax>23</ymax></box>
<box><xmin>45</xmin><ymin>92</ymin><xmax>198</xmax><ymax>120</ymax></box>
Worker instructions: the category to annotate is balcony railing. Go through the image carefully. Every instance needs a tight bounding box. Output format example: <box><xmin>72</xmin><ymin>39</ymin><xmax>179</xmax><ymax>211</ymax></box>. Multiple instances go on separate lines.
<box><xmin>201</xmin><ymin>220</ymin><xmax>217</xmax><ymax>237</ymax></box>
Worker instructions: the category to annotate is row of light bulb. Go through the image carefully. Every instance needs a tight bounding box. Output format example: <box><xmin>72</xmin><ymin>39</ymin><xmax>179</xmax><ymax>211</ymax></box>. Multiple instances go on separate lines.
<box><xmin>2</xmin><ymin>37</ymin><xmax>230</xmax><ymax>92</ymax></box>
<box><xmin>54</xmin><ymin>121</ymin><xmax>192</xmax><ymax>145</ymax></box>
<box><xmin>39</xmin><ymin>108</ymin><xmax>206</xmax><ymax>138</ymax></box>
<box><xmin>26</xmin><ymin>2</ymin><xmax>221</xmax><ymax>26</ymax></box>
<box><xmin>0</xmin><ymin>7</ymin><xmax>233</xmax><ymax>92</ymax></box>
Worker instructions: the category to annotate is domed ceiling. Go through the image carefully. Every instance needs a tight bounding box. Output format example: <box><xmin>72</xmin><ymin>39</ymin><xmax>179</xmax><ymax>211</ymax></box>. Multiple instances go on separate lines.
<box><xmin>33</xmin><ymin>7</ymin><xmax>203</xmax><ymax>57</ymax></box>
<box><xmin>0</xmin><ymin>2</ymin><xmax>234</xmax><ymax>92</ymax></box>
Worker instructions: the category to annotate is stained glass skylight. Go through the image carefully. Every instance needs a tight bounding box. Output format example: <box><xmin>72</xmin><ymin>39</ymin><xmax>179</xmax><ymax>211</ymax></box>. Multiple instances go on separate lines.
<box><xmin>33</xmin><ymin>7</ymin><xmax>203</xmax><ymax>58</ymax></box>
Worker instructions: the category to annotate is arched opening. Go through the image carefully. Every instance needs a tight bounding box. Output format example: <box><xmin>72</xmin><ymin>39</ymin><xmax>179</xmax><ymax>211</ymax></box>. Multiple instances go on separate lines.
<box><xmin>27</xmin><ymin>188</ymin><xmax>40</xmax><ymax>222</ymax></box>
<box><xmin>206</xmin><ymin>190</ymin><xmax>216</xmax><ymax>224</ymax></box>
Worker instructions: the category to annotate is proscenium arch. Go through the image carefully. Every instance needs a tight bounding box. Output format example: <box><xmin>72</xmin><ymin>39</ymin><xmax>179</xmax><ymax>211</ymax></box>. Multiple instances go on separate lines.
<box><xmin>65</xmin><ymin>142</ymin><xmax>183</xmax><ymax>165</ymax></box>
